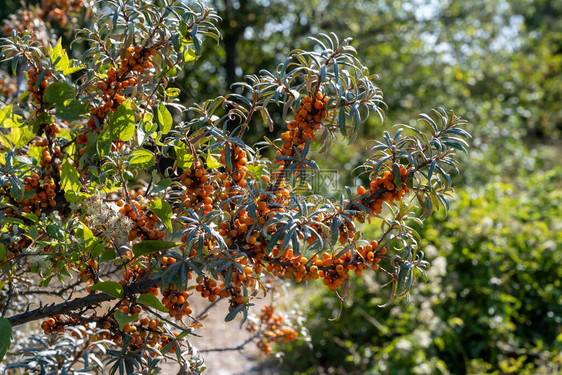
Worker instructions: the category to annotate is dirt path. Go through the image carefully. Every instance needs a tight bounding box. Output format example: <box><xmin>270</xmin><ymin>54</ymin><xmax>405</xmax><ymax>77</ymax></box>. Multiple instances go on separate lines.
<box><xmin>160</xmin><ymin>297</ymin><xmax>274</xmax><ymax>375</ymax></box>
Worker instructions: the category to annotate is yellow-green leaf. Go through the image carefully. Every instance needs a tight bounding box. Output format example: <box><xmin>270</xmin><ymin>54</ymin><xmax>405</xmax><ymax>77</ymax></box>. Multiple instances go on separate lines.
<box><xmin>61</xmin><ymin>160</ymin><xmax>81</xmax><ymax>193</ymax></box>
<box><xmin>109</xmin><ymin>99</ymin><xmax>135</xmax><ymax>141</ymax></box>
<box><xmin>129</xmin><ymin>149</ymin><xmax>155</xmax><ymax>168</ymax></box>
<box><xmin>90</xmin><ymin>281</ymin><xmax>123</xmax><ymax>299</ymax></box>
<box><xmin>157</xmin><ymin>103</ymin><xmax>173</xmax><ymax>134</ymax></box>
<box><xmin>206</xmin><ymin>151</ymin><xmax>222</xmax><ymax>169</ymax></box>
<box><xmin>80</xmin><ymin>222</ymin><xmax>95</xmax><ymax>252</ymax></box>
<box><xmin>176</xmin><ymin>148</ymin><xmax>193</xmax><ymax>168</ymax></box>
<box><xmin>149</xmin><ymin>199</ymin><xmax>172</xmax><ymax>231</ymax></box>
<box><xmin>49</xmin><ymin>38</ymin><xmax>83</xmax><ymax>75</ymax></box>
<box><xmin>0</xmin><ymin>105</ymin><xmax>12</xmax><ymax>126</ymax></box>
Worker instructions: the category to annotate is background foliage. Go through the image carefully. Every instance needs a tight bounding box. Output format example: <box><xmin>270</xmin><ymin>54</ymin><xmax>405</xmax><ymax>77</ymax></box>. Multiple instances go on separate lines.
<box><xmin>279</xmin><ymin>170</ymin><xmax>562</xmax><ymax>374</ymax></box>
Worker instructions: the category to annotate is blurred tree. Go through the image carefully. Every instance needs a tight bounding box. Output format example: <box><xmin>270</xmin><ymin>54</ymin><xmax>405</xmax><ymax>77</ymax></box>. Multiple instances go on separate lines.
<box><xmin>0</xmin><ymin>0</ymin><xmax>36</xmax><ymax>22</ymax></box>
<box><xmin>181</xmin><ymin>0</ymin><xmax>560</xmax><ymax>147</ymax></box>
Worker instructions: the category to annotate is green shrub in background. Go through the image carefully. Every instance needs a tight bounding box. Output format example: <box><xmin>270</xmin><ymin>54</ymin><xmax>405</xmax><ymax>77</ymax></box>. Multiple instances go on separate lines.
<box><xmin>279</xmin><ymin>169</ymin><xmax>562</xmax><ymax>375</ymax></box>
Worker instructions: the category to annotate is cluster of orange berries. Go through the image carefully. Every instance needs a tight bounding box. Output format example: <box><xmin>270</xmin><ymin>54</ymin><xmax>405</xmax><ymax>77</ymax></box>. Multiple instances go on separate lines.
<box><xmin>87</xmin><ymin>45</ymin><xmax>155</xmax><ymax>131</ymax></box>
<box><xmin>116</xmin><ymin>300</ymin><xmax>143</xmax><ymax>317</ymax></box>
<box><xmin>40</xmin><ymin>312</ymin><xmax>175</xmax><ymax>354</ymax></box>
<box><xmin>96</xmin><ymin>308</ymin><xmax>177</xmax><ymax>354</ymax></box>
<box><xmin>336</xmin><ymin>217</ymin><xmax>356</xmax><ymax>244</ymax></box>
<box><xmin>41</xmin><ymin>314</ymin><xmax>75</xmax><ymax>334</ymax></box>
<box><xmin>219</xmin><ymin>144</ymin><xmax>248</xmax><ymax>190</ymax></box>
<box><xmin>22</xmin><ymin>173</ymin><xmax>58</xmax><ymax>215</ymax></box>
<box><xmin>194</xmin><ymin>276</ymin><xmax>230</xmax><ymax>303</ymax></box>
<box><xmin>34</xmin><ymin>140</ymin><xmax>62</xmax><ymax>168</ymax></box>
<box><xmin>193</xmin><ymin>258</ymin><xmax>254</xmax><ymax>310</ymax></box>
<box><xmin>317</xmin><ymin>243</ymin><xmax>386</xmax><ymax>291</ymax></box>
<box><xmin>277</xmin><ymin>93</ymin><xmax>328</xmax><ymax>162</ymax></box>
<box><xmin>247</xmin><ymin>305</ymin><xmax>298</xmax><ymax>355</ymax></box>
<box><xmin>121</xmin><ymin>263</ymin><xmax>149</xmax><ymax>285</ymax></box>
<box><xmin>263</xmin><ymin>242</ymin><xmax>386</xmax><ymax>291</ymax></box>
<box><xmin>117</xmin><ymin>199</ymin><xmax>165</xmax><ymax>241</ymax></box>
<box><xmin>120</xmin><ymin>317</ymin><xmax>178</xmax><ymax>353</ymax></box>
<box><xmin>180</xmin><ymin>162</ymin><xmax>215</xmax><ymax>215</ymax></box>
<box><xmin>27</xmin><ymin>68</ymin><xmax>51</xmax><ymax>105</ymax></box>
<box><xmin>355</xmin><ymin>165</ymin><xmax>410</xmax><ymax>215</ymax></box>
<box><xmin>162</xmin><ymin>286</ymin><xmax>192</xmax><ymax>320</ymax></box>
<box><xmin>159</xmin><ymin>255</ymin><xmax>247</xmax><ymax>319</ymax></box>
<box><xmin>75</xmin><ymin>131</ymin><xmax>89</xmax><ymax>148</ymax></box>
<box><xmin>217</xmin><ymin>210</ymin><xmax>260</xmax><ymax>249</ymax></box>
<box><xmin>41</xmin><ymin>123</ymin><xmax>62</xmax><ymax>138</ymax></box>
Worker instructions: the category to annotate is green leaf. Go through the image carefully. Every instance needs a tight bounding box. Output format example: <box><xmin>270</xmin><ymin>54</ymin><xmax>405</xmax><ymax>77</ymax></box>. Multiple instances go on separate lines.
<box><xmin>406</xmin><ymin>170</ymin><xmax>415</xmax><ymax>190</ymax></box>
<box><xmin>47</xmin><ymin>224</ymin><xmax>64</xmax><ymax>240</ymax></box>
<box><xmin>50</xmin><ymin>38</ymin><xmax>69</xmax><ymax>70</ymax></box>
<box><xmin>149</xmin><ymin>199</ymin><xmax>172</xmax><ymax>231</ymax></box>
<box><xmin>44</xmin><ymin>82</ymin><xmax>75</xmax><ymax>106</ymax></box>
<box><xmin>56</xmin><ymin>100</ymin><xmax>89</xmax><ymax>122</ymax></box>
<box><xmin>427</xmin><ymin>160</ymin><xmax>436</xmax><ymax>181</ymax></box>
<box><xmin>61</xmin><ymin>160</ymin><xmax>81</xmax><ymax>193</ymax></box>
<box><xmin>109</xmin><ymin>99</ymin><xmax>135</xmax><ymax>141</ymax></box>
<box><xmin>33</xmin><ymin>113</ymin><xmax>53</xmax><ymax>134</ymax></box>
<box><xmin>338</xmin><ymin>107</ymin><xmax>347</xmax><ymax>136</ymax></box>
<box><xmin>129</xmin><ymin>149</ymin><xmax>155</xmax><ymax>168</ymax></box>
<box><xmin>132</xmin><ymin>240</ymin><xmax>179</xmax><ymax>257</ymax></box>
<box><xmin>0</xmin><ymin>108</ymin><xmax>25</xmax><ymax>129</ymax></box>
<box><xmin>151</xmin><ymin>178</ymin><xmax>172</xmax><ymax>194</ymax></box>
<box><xmin>157</xmin><ymin>103</ymin><xmax>173</xmax><ymax>134</ymax></box>
<box><xmin>0</xmin><ymin>243</ymin><xmax>6</xmax><ymax>261</ymax></box>
<box><xmin>166</xmin><ymin>88</ymin><xmax>180</xmax><ymax>97</ymax></box>
<box><xmin>21</xmin><ymin>213</ymin><xmax>38</xmax><ymax>222</ymax></box>
<box><xmin>137</xmin><ymin>293</ymin><xmax>168</xmax><ymax>313</ymax></box>
<box><xmin>100</xmin><ymin>248</ymin><xmax>117</xmax><ymax>263</ymax></box>
<box><xmin>64</xmin><ymin>191</ymin><xmax>88</xmax><ymax>203</ymax></box>
<box><xmin>90</xmin><ymin>281</ymin><xmax>123</xmax><ymax>299</ymax></box>
<box><xmin>114</xmin><ymin>311</ymin><xmax>138</xmax><ymax>331</ymax></box>
<box><xmin>225</xmin><ymin>304</ymin><xmax>245</xmax><ymax>322</ymax></box>
<box><xmin>0</xmin><ymin>317</ymin><xmax>12</xmax><ymax>362</ymax></box>
<box><xmin>96</xmin><ymin>127</ymin><xmax>112</xmax><ymax>156</ymax></box>
<box><xmin>90</xmin><ymin>240</ymin><xmax>105</xmax><ymax>259</ymax></box>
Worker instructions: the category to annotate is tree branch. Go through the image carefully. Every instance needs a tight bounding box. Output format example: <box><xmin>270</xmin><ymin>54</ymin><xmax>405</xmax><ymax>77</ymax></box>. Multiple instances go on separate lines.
<box><xmin>7</xmin><ymin>278</ymin><xmax>160</xmax><ymax>327</ymax></box>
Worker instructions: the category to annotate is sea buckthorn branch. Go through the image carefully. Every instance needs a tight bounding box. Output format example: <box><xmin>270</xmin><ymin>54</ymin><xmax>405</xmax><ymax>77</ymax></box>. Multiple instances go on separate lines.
<box><xmin>0</xmin><ymin>5</ymin><xmax>471</xmax><ymax>370</ymax></box>
<box><xmin>7</xmin><ymin>277</ymin><xmax>160</xmax><ymax>327</ymax></box>
<box><xmin>166</xmin><ymin>38</ymin><xmax>468</xmax><ymax>308</ymax></box>
<box><xmin>366</xmin><ymin>109</ymin><xmax>470</xmax><ymax>217</ymax></box>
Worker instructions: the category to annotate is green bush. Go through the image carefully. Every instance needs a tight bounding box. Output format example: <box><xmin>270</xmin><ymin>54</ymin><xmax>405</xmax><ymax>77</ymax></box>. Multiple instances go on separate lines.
<box><xmin>279</xmin><ymin>169</ymin><xmax>562</xmax><ymax>374</ymax></box>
